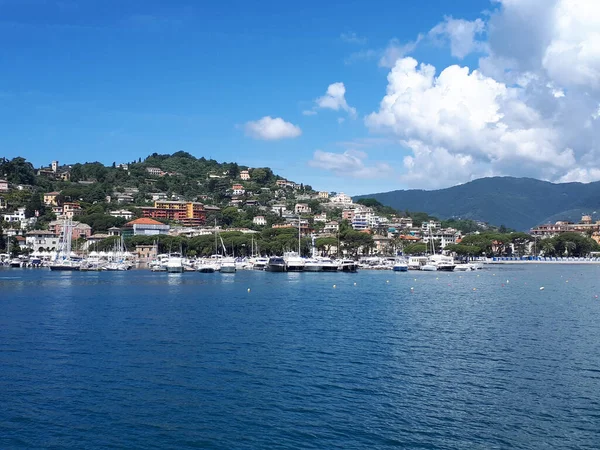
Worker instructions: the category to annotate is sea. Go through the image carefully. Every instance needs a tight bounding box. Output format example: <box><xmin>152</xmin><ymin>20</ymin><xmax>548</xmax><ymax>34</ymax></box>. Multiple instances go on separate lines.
<box><xmin>1</xmin><ymin>265</ymin><xmax>600</xmax><ymax>449</ymax></box>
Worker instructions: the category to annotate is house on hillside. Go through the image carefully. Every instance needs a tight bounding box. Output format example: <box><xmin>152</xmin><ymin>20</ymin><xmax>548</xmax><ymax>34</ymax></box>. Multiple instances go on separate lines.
<box><xmin>253</xmin><ymin>216</ymin><xmax>266</xmax><ymax>226</ymax></box>
<box><xmin>43</xmin><ymin>191</ymin><xmax>61</xmax><ymax>206</ymax></box>
<box><xmin>122</xmin><ymin>218</ymin><xmax>170</xmax><ymax>237</ymax></box>
<box><xmin>109</xmin><ymin>209</ymin><xmax>134</xmax><ymax>220</ymax></box>
<box><xmin>0</xmin><ymin>179</ymin><xmax>8</xmax><ymax>192</ymax></box>
<box><xmin>240</xmin><ymin>170</ymin><xmax>250</xmax><ymax>181</ymax></box>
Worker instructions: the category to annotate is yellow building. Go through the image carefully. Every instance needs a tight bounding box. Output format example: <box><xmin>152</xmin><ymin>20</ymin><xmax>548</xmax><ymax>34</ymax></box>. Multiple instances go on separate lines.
<box><xmin>43</xmin><ymin>191</ymin><xmax>60</xmax><ymax>206</ymax></box>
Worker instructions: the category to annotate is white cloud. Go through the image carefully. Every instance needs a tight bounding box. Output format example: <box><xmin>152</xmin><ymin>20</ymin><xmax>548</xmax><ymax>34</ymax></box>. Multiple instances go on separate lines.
<box><xmin>309</xmin><ymin>150</ymin><xmax>393</xmax><ymax>179</ymax></box>
<box><xmin>244</xmin><ymin>116</ymin><xmax>302</xmax><ymax>140</ymax></box>
<box><xmin>340</xmin><ymin>32</ymin><xmax>367</xmax><ymax>45</ymax></box>
<box><xmin>315</xmin><ymin>82</ymin><xmax>357</xmax><ymax>118</ymax></box>
<box><xmin>345</xmin><ymin>49</ymin><xmax>378</xmax><ymax>65</ymax></box>
<box><xmin>362</xmin><ymin>0</ymin><xmax>600</xmax><ymax>188</ymax></box>
<box><xmin>337</xmin><ymin>117</ymin><xmax>345</xmax><ymax>124</ymax></box>
<box><xmin>379</xmin><ymin>35</ymin><xmax>423</xmax><ymax>68</ymax></box>
<box><xmin>429</xmin><ymin>16</ymin><xmax>486</xmax><ymax>59</ymax></box>
<box><xmin>302</xmin><ymin>110</ymin><xmax>317</xmax><ymax>116</ymax></box>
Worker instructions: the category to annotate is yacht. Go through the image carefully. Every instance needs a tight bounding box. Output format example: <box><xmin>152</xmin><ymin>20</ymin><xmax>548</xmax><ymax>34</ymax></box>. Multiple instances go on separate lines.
<box><xmin>49</xmin><ymin>219</ymin><xmax>81</xmax><ymax>271</ymax></box>
<box><xmin>339</xmin><ymin>259</ymin><xmax>358</xmax><ymax>272</ymax></box>
<box><xmin>166</xmin><ymin>253</ymin><xmax>184</xmax><ymax>273</ymax></box>
<box><xmin>250</xmin><ymin>257</ymin><xmax>269</xmax><ymax>270</ymax></box>
<box><xmin>266</xmin><ymin>256</ymin><xmax>286</xmax><ymax>272</ymax></box>
<box><xmin>197</xmin><ymin>260</ymin><xmax>218</xmax><ymax>273</ymax></box>
<box><xmin>407</xmin><ymin>256</ymin><xmax>428</xmax><ymax>270</ymax></box>
<box><xmin>303</xmin><ymin>258</ymin><xmax>323</xmax><ymax>272</ymax></box>
<box><xmin>427</xmin><ymin>254</ymin><xmax>455</xmax><ymax>272</ymax></box>
<box><xmin>284</xmin><ymin>251</ymin><xmax>305</xmax><ymax>272</ymax></box>
<box><xmin>393</xmin><ymin>258</ymin><xmax>409</xmax><ymax>272</ymax></box>
<box><xmin>220</xmin><ymin>256</ymin><xmax>236</xmax><ymax>273</ymax></box>
<box><xmin>421</xmin><ymin>263</ymin><xmax>437</xmax><ymax>271</ymax></box>
<box><xmin>318</xmin><ymin>257</ymin><xmax>340</xmax><ymax>272</ymax></box>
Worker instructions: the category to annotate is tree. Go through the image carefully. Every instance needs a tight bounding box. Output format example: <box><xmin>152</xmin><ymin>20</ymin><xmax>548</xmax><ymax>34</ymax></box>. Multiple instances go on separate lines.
<box><xmin>316</xmin><ymin>236</ymin><xmax>337</xmax><ymax>256</ymax></box>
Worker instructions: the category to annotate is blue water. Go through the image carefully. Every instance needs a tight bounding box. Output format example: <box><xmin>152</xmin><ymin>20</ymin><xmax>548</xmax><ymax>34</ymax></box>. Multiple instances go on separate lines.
<box><xmin>1</xmin><ymin>266</ymin><xmax>600</xmax><ymax>449</ymax></box>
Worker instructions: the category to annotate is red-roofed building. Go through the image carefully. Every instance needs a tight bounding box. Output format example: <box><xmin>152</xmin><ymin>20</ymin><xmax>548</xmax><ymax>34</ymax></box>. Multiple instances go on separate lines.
<box><xmin>122</xmin><ymin>217</ymin><xmax>170</xmax><ymax>237</ymax></box>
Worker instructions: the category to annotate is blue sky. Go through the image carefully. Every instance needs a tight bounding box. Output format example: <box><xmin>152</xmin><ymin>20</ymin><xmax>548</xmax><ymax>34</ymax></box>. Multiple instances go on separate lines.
<box><xmin>1</xmin><ymin>0</ymin><xmax>599</xmax><ymax>194</ymax></box>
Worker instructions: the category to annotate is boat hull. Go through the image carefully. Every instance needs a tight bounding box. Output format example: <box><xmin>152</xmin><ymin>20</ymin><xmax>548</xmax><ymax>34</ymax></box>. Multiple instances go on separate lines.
<box><xmin>220</xmin><ymin>266</ymin><xmax>236</xmax><ymax>273</ymax></box>
<box><xmin>265</xmin><ymin>264</ymin><xmax>286</xmax><ymax>272</ymax></box>
<box><xmin>393</xmin><ymin>266</ymin><xmax>408</xmax><ymax>272</ymax></box>
<box><xmin>49</xmin><ymin>265</ymin><xmax>80</xmax><ymax>271</ymax></box>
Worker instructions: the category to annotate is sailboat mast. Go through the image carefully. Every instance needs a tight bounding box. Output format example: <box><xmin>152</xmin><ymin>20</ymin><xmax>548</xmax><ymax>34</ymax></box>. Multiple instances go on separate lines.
<box><xmin>298</xmin><ymin>215</ymin><xmax>301</xmax><ymax>255</ymax></box>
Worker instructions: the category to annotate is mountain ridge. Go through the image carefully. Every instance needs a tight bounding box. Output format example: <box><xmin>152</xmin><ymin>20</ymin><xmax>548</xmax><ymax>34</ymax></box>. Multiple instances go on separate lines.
<box><xmin>355</xmin><ymin>176</ymin><xmax>600</xmax><ymax>231</ymax></box>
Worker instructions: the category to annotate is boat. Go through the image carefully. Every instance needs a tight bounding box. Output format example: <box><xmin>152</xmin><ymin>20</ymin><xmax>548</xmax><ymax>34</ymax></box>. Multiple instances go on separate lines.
<box><xmin>197</xmin><ymin>259</ymin><xmax>218</xmax><ymax>273</ymax></box>
<box><xmin>250</xmin><ymin>257</ymin><xmax>269</xmax><ymax>270</ymax></box>
<box><xmin>220</xmin><ymin>256</ymin><xmax>236</xmax><ymax>273</ymax></box>
<box><xmin>427</xmin><ymin>254</ymin><xmax>455</xmax><ymax>272</ymax></box>
<box><xmin>49</xmin><ymin>219</ymin><xmax>81</xmax><ymax>271</ymax></box>
<box><xmin>407</xmin><ymin>256</ymin><xmax>428</xmax><ymax>270</ymax></box>
<box><xmin>266</xmin><ymin>256</ymin><xmax>286</xmax><ymax>272</ymax></box>
<box><xmin>318</xmin><ymin>257</ymin><xmax>340</xmax><ymax>272</ymax></box>
<box><xmin>339</xmin><ymin>259</ymin><xmax>358</xmax><ymax>272</ymax></box>
<box><xmin>392</xmin><ymin>258</ymin><xmax>408</xmax><ymax>272</ymax></box>
<box><xmin>303</xmin><ymin>258</ymin><xmax>323</xmax><ymax>272</ymax></box>
<box><xmin>166</xmin><ymin>253</ymin><xmax>184</xmax><ymax>273</ymax></box>
<box><xmin>420</xmin><ymin>263</ymin><xmax>437</xmax><ymax>271</ymax></box>
<box><xmin>284</xmin><ymin>251</ymin><xmax>305</xmax><ymax>272</ymax></box>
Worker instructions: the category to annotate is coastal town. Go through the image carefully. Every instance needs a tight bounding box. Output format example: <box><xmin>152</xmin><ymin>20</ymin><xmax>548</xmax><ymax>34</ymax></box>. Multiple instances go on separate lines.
<box><xmin>1</xmin><ymin>154</ymin><xmax>600</xmax><ymax>271</ymax></box>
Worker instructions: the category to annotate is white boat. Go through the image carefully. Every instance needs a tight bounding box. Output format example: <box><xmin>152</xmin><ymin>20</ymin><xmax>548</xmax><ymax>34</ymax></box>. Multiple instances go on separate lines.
<box><xmin>284</xmin><ymin>251</ymin><xmax>305</xmax><ymax>272</ymax></box>
<box><xmin>303</xmin><ymin>258</ymin><xmax>323</xmax><ymax>272</ymax></box>
<box><xmin>166</xmin><ymin>253</ymin><xmax>184</xmax><ymax>273</ymax></box>
<box><xmin>421</xmin><ymin>264</ymin><xmax>437</xmax><ymax>271</ymax></box>
<box><xmin>407</xmin><ymin>256</ymin><xmax>428</xmax><ymax>270</ymax></box>
<box><xmin>339</xmin><ymin>259</ymin><xmax>358</xmax><ymax>272</ymax></box>
<box><xmin>427</xmin><ymin>254</ymin><xmax>456</xmax><ymax>272</ymax></box>
<box><xmin>250</xmin><ymin>257</ymin><xmax>269</xmax><ymax>270</ymax></box>
<box><xmin>393</xmin><ymin>258</ymin><xmax>408</xmax><ymax>272</ymax></box>
<box><xmin>318</xmin><ymin>257</ymin><xmax>340</xmax><ymax>272</ymax></box>
<box><xmin>49</xmin><ymin>219</ymin><xmax>81</xmax><ymax>271</ymax></box>
<box><xmin>220</xmin><ymin>256</ymin><xmax>236</xmax><ymax>273</ymax></box>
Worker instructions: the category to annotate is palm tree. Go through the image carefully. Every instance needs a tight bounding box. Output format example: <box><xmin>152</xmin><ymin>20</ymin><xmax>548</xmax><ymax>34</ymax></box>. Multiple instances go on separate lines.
<box><xmin>542</xmin><ymin>241</ymin><xmax>555</xmax><ymax>256</ymax></box>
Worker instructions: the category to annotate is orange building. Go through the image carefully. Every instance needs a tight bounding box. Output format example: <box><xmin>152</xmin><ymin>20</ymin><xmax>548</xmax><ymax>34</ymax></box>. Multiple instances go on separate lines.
<box><xmin>141</xmin><ymin>200</ymin><xmax>206</xmax><ymax>226</ymax></box>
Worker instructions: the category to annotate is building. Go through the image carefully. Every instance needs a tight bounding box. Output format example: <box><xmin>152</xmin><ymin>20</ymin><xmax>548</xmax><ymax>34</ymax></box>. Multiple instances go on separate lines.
<box><xmin>136</xmin><ymin>244</ymin><xmax>157</xmax><ymax>262</ymax></box>
<box><xmin>314</xmin><ymin>212</ymin><xmax>327</xmax><ymax>223</ymax></box>
<box><xmin>531</xmin><ymin>215</ymin><xmax>600</xmax><ymax>237</ymax></box>
<box><xmin>146</xmin><ymin>167</ymin><xmax>163</xmax><ymax>176</ymax></box>
<box><xmin>271</xmin><ymin>204</ymin><xmax>288</xmax><ymax>215</ymax></box>
<box><xmin>295</xmin><ymin>203</ymin><xmax>311</xmax><ymax>214</ymax></box>
<box><xmin>240</xmin><ymin>170</ymin><xmax>251</xmax><ymax>181</ymax></box>
<box><xmin>114</xmin><ymin>193</ymin><xmax>134</xmax><ymax>204</ymax></box>
<box><xmin>0</xmin><ymin>179</ymin><xmax>8</xmax><ymax>192</ymax></box>
<box><xmin>25</xmin><ymin>230</ymin><xmax>59</xmax><ymax>252</ymax></box>
<box><xmin>150</xmin><ymin>192</ymin><xmax>168</xmax><ymax>201</ymax></box>
<box><xmin>122</xmin><ymin>218</ymin><xmax>170</xmax><ymax>237</ymax></box>
<box><xmin>422</xmin><ymin>228</ymin><xmax>461</xmax><ymax>249</ymax></box>
<box><xmin>276</xmin><ymin>179</ymin><xmax>288</xmax><ymax>188</ymax></box>
<box><xmin>421</xmin><ymin>221</ymin><xmax>442</xmax><ymax>232</ymax></box>
<box><xmin>109</xmin><ymin>209</ymin><xmax>134</xmax><ymax>220</ymax></box>
<box><xmin>323</xmin><ymin>221</ymin><xmax>339</xmax><ymax>233</ymax></box>
<box><xmin>331</xmin><ymin>192</ymin><xmax>353</xmax><ymax>205</ymax></box>
<box><xmin>43</xmin><ymin>191</ymin><xmax>61</xmax><ymax>206</ymax></box>
<box><xmin>253</xmin><ymin>216</ymin><xmax>266</xmax><ymax>226</ymax></box>
<box><xmin>232</xmin><ymin>184</ymin><xmax>246</xmax><ymax>195</ymax></box>
<box><xmin>0</xmin><ymin>196</ymin><xmax>6</xmax><ymax>210</ymax></box>
<box><xmin>342</xmin><ymin>209</ymin><xmax>355</xmax><ymax>221</ymax></box>
<box><xmin>61</xmin><ymin>202</ymin><xmax>83</xmax><ymax>219</ymax></box>
<box><xmin>141</xmin><ymin>200</ymin><xmax>206</xmax><ymax>226</ymax></box>
<box><xmin>48</xmin><ymin>221</ymin><xmax>92</xmax><ymax>241</ymax></box>
<box><xmin>3</xmin><ymin>207</ymin><xmax>26</xmax><ymax>223</ymax></box>
<box><xmin>352</xmin><ymin>211</ymin><xmax>372</xmax><ymax>231</ymax></box>
<box><xmin>318</xmin><ymin>191</ymin><xmax>329</xmax><ymax>199</ymax></box>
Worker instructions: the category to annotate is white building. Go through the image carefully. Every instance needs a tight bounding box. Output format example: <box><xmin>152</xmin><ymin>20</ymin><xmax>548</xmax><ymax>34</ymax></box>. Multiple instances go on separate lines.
<box><xmin>422</xmin><ymin>228</ymin><xmax>461</xmax><ymax>249</ymax></box>
<box><xmin>110</xmin><ymin>209</ymin><xmax>134</xmax><ymax>220</ymax></box>
<box><xmin>271</xmin><ymin>204</ymin><xmax>288</xmax><ymax>215</ymax></box>
<box><xmin>146</xmin><ymin>167</ymin><xmax>163</xmax><ymax>176</ymax></box>
<box><xmin>324</xmin><ymin>221</ymin><xmax>339</xmax><ymax>233</ymax></box>
<box><xmin>240</xmin><ymin>170</ymin><xmax>251</xmax><ymax>181</ymax></box>
<box><xmin>3</xmin><ymin>207</ymin><xmax>26</xmax><ymax>223</ymax></box>
<box><xmin>295</xmin><ymin>203</ymin><xmax>311</xmax><ymax>214</ymax></box>
<box><xmin>318</xmin><ymin>191</ymin><xmax>329</xmax><ymax>199</ymax></box>
<box><xmin>25</xmin><ymin>230</ymin><xmax>59</xmax><ymax>251</ymax></box>
<box><xmin>314</xmin><ymin>212</ymin><xmax>327</xmax><ymax>223</ymax></box>
<box><xmin>331</xmin><ymin>192</ymin><xmax>353</xmax><ymax>204</ymax></box>
<box><xmin>0</xmin><ymin>179</ymin><xmax>8</xmax><ymax>192</ymax></box>
<box><xmin>253</xmin><ymin>216</ymin><xmax>266</xmax><ymax>226</ymax></box>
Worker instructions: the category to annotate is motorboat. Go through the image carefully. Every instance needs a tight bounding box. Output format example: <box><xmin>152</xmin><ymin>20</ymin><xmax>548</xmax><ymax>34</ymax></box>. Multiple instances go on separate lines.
<box><xmin>284</xmin><ymin>252</ymin><xmax>305</xmax><ymax>272</ymax></box>
<box><xmin>266</xmin><ymin>256</ymin><xmax>286</xmax><ymax>272</ymax></box>
<box><xmin>407</xmin><ymin>256</ymin><xmax>428</xmax><ymax>270</ymax></box>
<box><xmin>318</xmin><ymin>257</ymin><xmax>339</xmax><ymax>272</ymax></box>
<box><xmin>166</xmin><ymin>253</ymin><xmax>184</xmax><ymax>273</ymax></box>
<box><xmin>49</xmin><ymin>259</ymin><xmax>81</xmax><ymax>271</ymax></box>
<box><xmin>392</xmin><ymin>258</ymin><xmax>408</xmax><ymax>272</ymax></box>
<box><xmin>250</xmin><ymin>257</ymin><xmax>269</xmax><ymax>270</ymax></box>
<box><xmin>219</xmin><ymin>256</ymin><xmax>236</xmax><ymax>273</ymax></box>
<box><xmin>427</xmin><ymin>255</ymin><xmax>455</xmax><ymax>272</ymax></box>
<box><xmin>421</xmin><ymin>263</ymin><xmax>437</xmax><ymax>271</ymax></box>
<box><xmin>339</xmin><ymin>259</ymin><xmax>358</xmax><ymax>272</ymax></box>
<box><xmin>303</xmin><ymin>258</ymin><xmax>323</xmax><ymax>272</ymax></box>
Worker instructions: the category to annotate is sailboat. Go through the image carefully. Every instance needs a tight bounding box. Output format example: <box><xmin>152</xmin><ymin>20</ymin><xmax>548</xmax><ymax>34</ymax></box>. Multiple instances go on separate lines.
<box><xmin>49</xmin><ymin>218</ymin><xmax>81</xmax><ymax>271</ymax></box>
<box><xmin>219</xmin><ymin>235</ymin><xmax>236</xmax><ymax>273</ymax></box>
<box><xmin>283</xmin><ymin>216</ymin><xmax>305</xmax><ymax>272</ymax></box>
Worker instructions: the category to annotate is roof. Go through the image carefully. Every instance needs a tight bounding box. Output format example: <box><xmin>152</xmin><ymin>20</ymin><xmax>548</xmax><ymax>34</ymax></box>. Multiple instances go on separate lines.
<box><xmin>26</xmin><ymin>230</ymin><xmax>56</xmax><ymax>236</ymax></box>
<box><xmin>45</xmin><ymin>191</ymin><xmax>61</xmax><ymax>195</ymax></box>
<box><xmin>125</xmin><ymin>218</ymin><xmax>166</xmax><ymax>226</ymax></box>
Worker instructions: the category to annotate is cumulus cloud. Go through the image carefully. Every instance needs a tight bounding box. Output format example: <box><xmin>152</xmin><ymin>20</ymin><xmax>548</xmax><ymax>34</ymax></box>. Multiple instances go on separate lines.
<box><xmin>314</xmin><ymin>82</ymin><xmax>357</xmax><ymax>118</ymax></box>
<box><xmin>379</xmin><ymin>35</ymin><xmax>424</xmax><ymax>68</ymax></box>
<box><xmin>364</xmin><ymin>0</ymin><xmax>600</xmax><ymax>188</ymax></box>
<box><xmin>309</xmin><ymin>149</ymin><xmax>393</xmax><ymax>179</ymax></box>
<box><xmin>244</xmin><ymin>116</ymin><xmax>302</xmax><ymax>140</ymax></box>
<box><xmin>429</xmin><ymin>16</ymin><xmax>486</xmax><ymax>59</ymax></box>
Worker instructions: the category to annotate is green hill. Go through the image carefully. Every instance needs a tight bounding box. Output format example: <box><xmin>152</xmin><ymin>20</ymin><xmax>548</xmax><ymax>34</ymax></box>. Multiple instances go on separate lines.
<box><xmin>355</xmin><ymin>177</ymin><xmax>600</xmax><ymax>231</ymax></box>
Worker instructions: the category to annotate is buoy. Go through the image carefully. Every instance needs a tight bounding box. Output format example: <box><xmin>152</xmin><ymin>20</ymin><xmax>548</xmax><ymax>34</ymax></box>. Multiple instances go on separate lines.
<box><xmin>473</xmin><ymin>288</ymin><xmax>477</xmax><ymax>291</ymax></box>
<box><xmin>595</xmin><ymin>295</ymin><xmax>598</xmax><ymax>298</ymax></box>
<box><xmin>506</xmin><ymin>280</ymin><xmax>509</xmax><ymax>284</ymax></box>
<box><xmin>353</xmin><ymin>282</ymin><xmax>357</xmax><ymax>286</ymax></box>
<box><xmin>477</xmin><ymin>275</ymin><xmax>480</xmax><ymax>277</ymax></box>
<box><xmin>386</xmin><ymin>280</ymin><xmax>389</xmax><ymax>283</ymax></box>
<box><xmin>247</xmin><ymin>288</ymin><xmax>251</xmax><ymax>293</ymax></box>
<box><xmin>410</xmin><ymin>287</ymin><xmax>414</xmax><ymax>291</ymax></box>
<box><xmin>566</xmin><ymin>280</ymin><xmax>569</xmax><ymax>283</ymax></box>
<box><xmin>333</xmin><ymin>285</ymin><xmax>336</xmax><ymax>288</ymax></box>
<box><xmin>540</xmin><ymin>287</ymin><xmax>545</xmax><ymax>290</ymax></box>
